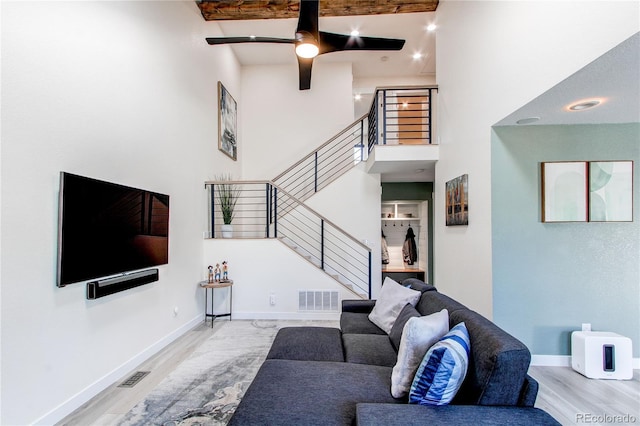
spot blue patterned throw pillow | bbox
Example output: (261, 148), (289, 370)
(408, 322), (470, 406)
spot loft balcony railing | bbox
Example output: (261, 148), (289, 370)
(367, 86), (438, 152)
(205, 180), (372, 298)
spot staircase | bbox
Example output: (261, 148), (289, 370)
(205, 87), (437, 299)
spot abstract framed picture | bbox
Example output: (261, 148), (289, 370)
(541, 161), (588, 222)
(218, 81), (237, 161)
(589, 161), (633, 222)
(445, 174), (468, 226)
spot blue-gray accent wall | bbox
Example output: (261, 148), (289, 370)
(492, 124), (639, 357)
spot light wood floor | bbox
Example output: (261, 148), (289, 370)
(529, 365), (640, 425)
(59, 320), (640, 426)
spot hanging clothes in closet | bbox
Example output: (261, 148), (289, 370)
(381, 230), (390, 264)
(402, 226), (417, 265)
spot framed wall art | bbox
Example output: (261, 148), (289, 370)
(446, 174), (468, 226)
(541, 161), (588, 223)
(541, 160), (633, 223)
(218, 81), (237, 161)
(589, 161), (633, 222)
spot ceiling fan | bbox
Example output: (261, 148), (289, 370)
(205, 0), (406, 90)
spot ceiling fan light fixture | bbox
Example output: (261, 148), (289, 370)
(295, 32), (319, 58)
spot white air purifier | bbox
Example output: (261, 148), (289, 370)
(571, 331), (633, 380)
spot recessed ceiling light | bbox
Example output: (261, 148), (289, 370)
(249, 35), (256, 40)
(354, 93), (362, 101)
(426, 24), (437, 32)
(516, 117), (540, 125)
(568, 100), (601, 111)
(416, 169), (425, 173)
(350, 30), (360, 37)
(412, 52), (423, 60)
(381, 56), (389, 62)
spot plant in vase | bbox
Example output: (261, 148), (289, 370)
(216, 174), (239, 238)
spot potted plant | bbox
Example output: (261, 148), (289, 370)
(216, 174), (239, 238)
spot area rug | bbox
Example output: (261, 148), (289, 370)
(120, 319), (337, 426)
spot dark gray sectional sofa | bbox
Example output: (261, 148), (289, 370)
(229, 279), (559, 425)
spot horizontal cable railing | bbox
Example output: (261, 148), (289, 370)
(205, 180), (372, 298)
(273, 116), (368, 202)
(367, 86), (438, 152)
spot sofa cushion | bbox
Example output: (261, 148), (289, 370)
(266, 327), (344, 362)
(355, 404), (561, 426)
(343, 334), (398, 367)
(389, 304), (421, 351)
(409, 322), (470, 406)
(391, 309), (449, 398)
(228, 360), (402, 426)
(449, 309), (531, 406)
(342, 299), (377, 314)
(369, 277), (421, 334)
(341, 312), (387, 335)
(416, 290), (467, 317)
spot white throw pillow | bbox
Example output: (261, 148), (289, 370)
(368, 277), (421, 334)
(391, 309), (449, 398)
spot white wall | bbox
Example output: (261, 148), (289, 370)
(434, 0), (640, 318)
(203, 239), (357, 319)
(240, 62), (354, 180)
(1, 2), (241, 424)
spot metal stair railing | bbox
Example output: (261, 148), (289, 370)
(272, 115), (368, 203)
(205, 180), (372, 298)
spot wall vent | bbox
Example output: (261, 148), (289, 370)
(298, 290), (339, 312)
(118, 371), (150, 388)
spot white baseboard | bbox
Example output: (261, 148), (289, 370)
(231, 311), (341, 321)
(531, 355), (572, 367)
(32, 315), (202, 426)
(532, 354), (640, 369)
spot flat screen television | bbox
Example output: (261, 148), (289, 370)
(57, 172), (169, 287)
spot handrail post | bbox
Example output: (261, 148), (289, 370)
(428, 88), (433, 144)
(266, 183), (271, 238)
(320, 219), (325, 270)
(314, 151), (318, 193)
(382, 89), (387, 145)
(368, 251), (372, 299)
(359, 119), (364, 162)
(210, 184), (216, 238)
(273, 187), (278, 238)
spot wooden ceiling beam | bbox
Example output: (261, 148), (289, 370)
(197, 1), (438, 21)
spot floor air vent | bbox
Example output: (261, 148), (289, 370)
(299, 290), (339, 312)
(118, 371), (150, 388)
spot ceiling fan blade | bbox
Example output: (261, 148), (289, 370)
(297, 56), (314, 91)
(318, 32), (405, 55)
(296, 0), (319, 38)
(206, 37), (294, 45)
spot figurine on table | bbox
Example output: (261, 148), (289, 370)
(222, 261), (229, 281)
(207, 265), (214, 283)
(214, 263), (221, 282)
